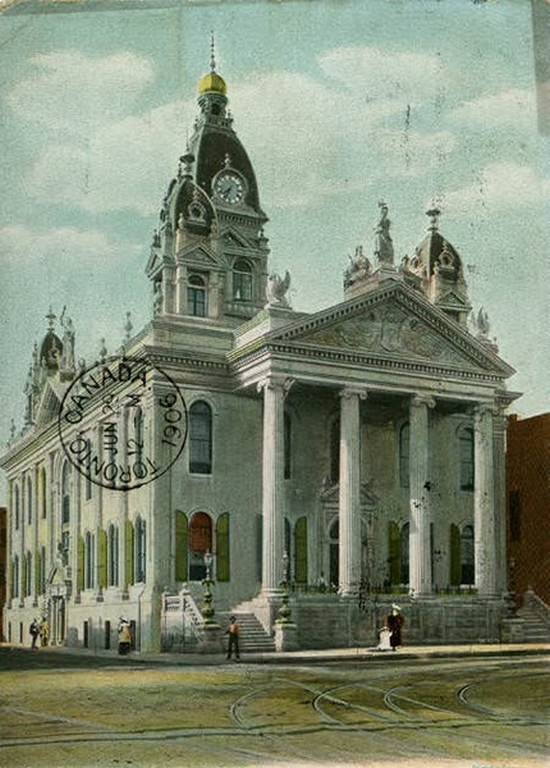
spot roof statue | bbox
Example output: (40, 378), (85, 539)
(59, 306), (76, 374)
(374, 201), (394, 265)
(475, 306), (491, 338)
(266, 270), (291, 308)
(343, 245), (372, 289)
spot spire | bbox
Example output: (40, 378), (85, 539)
(45, 306), (56, 331)
(426, 206), (441, 232)
(210, 30), (216, 73)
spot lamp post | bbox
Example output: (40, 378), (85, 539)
(201, 550), (216, 625)
(277, 550), (292, 624)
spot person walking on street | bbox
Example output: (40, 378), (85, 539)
(387, 604), (404, 651)
(29, 619), (40, 650)
(39, 617), (50, 647)
(225, 615), (240, 661)
(117, 618), (131, 655)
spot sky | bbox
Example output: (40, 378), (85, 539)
(0, 0), (549, 501)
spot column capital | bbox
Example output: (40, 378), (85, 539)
(256, 375), (294, 397)
(473, 402), (495, 421)
(339, 386), (368, 401)
(410, 393), (436, 410)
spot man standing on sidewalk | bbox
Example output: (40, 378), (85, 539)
(29, 618), (40, 650)
(225, 616), (240, 661)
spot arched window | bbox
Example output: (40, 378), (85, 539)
(135, 517), (147, 583)
(329, 416), (340, 484)
(400, 523), (409, 584)
(107, 524), (119, 587)
(62, 462), (71, 525)
(27, 477), (32, 525)
(189, 512), (212, 581)
(189, 401), (212, 474)
(459, 427), (474, 491)
(233, 259), (253, 301)
(399, 423), (410, 488)
(40, 468), (47, 518)
(25, 551), (32, 597)
(14, 484), (20, 530)
(13, 555), (19, 598)
(85, 532), (95, 589)
(284, 411), (292, 480)
(461, 525), (475, 584)
(187, 274), (207, 317)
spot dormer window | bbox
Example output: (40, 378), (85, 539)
(187, 274), (207, 317)
(233, 259), (252, 301)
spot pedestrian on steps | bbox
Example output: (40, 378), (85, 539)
(225, 615), (240, 661)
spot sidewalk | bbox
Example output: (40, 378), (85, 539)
(4, 641), (549, 666)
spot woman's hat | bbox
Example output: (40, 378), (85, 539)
(391, 603), (401, 612)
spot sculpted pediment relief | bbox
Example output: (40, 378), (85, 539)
(286, 299), (485, 369)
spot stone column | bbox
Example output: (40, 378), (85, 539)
(409, 394), (435, 598)
(20, 475), (25, 607)
(95, 424), (104, 601)
(474, 404), (497, 596)
(162, 266), (175, 314)
(259, 377), (286, 596)
(493, 408), (507, 595)
(338, 387), (366, 597)
(119, 406), (130, 598)
(32, 464), (39, 606)
(175, 261), (187, 315)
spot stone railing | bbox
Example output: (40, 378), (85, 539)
(161, 588), (205, 651)
(524, 588), (550, 625)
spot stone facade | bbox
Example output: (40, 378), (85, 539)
(1, 52), (519, 652)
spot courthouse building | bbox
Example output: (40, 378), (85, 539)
(1, 54), (520, 651)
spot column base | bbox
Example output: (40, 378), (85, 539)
(274, 622), (298, 652)
(198, 623), (224, 655)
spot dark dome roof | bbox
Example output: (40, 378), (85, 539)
(39, 331), (63, 371)
(170, 176), (216, 235)
(411, 230), (462, 279)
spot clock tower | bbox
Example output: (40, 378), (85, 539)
(146, 39), (270, 323)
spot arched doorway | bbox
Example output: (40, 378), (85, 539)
(189, 512), (212, 581)
(329, 519), (339, 589)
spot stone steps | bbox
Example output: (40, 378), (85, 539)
(219, 611), (275, 652)
(515, 606), (550, 643)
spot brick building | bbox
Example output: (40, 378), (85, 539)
(507, 413), (550, 605)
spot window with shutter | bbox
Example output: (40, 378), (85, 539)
(175, 511), (188, 582)
(216, 513), (230, 582)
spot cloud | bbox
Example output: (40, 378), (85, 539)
(5, 50), (154, 141)
(0, 224), (141, 266)
(318, 46), (442, 106)
(442, 162), (550, 214)
(447, 88), (536, 130)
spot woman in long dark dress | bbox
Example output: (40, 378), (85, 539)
(387, 604), (404, 650)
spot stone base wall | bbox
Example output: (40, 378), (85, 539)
(293, 595), (507, 648)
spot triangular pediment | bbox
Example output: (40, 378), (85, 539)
(221, 227), (250, 248)
(268, 282), (513, 376)
(180, 244), (219, 268)
(437, 291), (469, 308)
(35, 379), (66, 427)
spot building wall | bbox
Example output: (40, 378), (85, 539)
(506, 413), (550, 605)
(0, 507), (6, 640)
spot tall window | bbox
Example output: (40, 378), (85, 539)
(108, 524), (119, 587)
(399, 423), (410, 488)
(40, 468), (47, 518)
(25, 551), (32, 597)
(135, 517), (147, 583)
(461, 525), (475, 584)
(13, 556), (19, 598)
(62, 462), (71, 525)
(85, 532), (95, 589)
(329, 416), (340, 484)
(233, 259), (253, 301)
(189, 401), (212, 474)
(459, 427), (474, 491)
(189, 512), (212, 581)
(85, 440), (92, 501)
(284, 411), (292, 480)
(187, 274), (207, 317)
(14, 485), (20, 530)
(27, 477), (32, 524)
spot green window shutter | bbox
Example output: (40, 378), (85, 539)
(35, 548), (41, 595)
(216, 513), (230, 582)
(294, 517), (308, 584)
(126, 520), (135, 586)
(388, 521), (400, 585)
(98, 529), (108, 589)
(77, 536), (85, 592)
(450, 524), (461, 586)
(175, 511), (188, 582)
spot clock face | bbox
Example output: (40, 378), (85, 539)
(214, 172), (244, 204)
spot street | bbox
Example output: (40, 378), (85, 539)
(0, 648), (548, 767)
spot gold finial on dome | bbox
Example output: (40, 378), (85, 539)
(198, 31), (227, 96)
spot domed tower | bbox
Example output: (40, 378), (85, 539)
(146, 36), (269, 323)
(407, 208), (471, 327)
